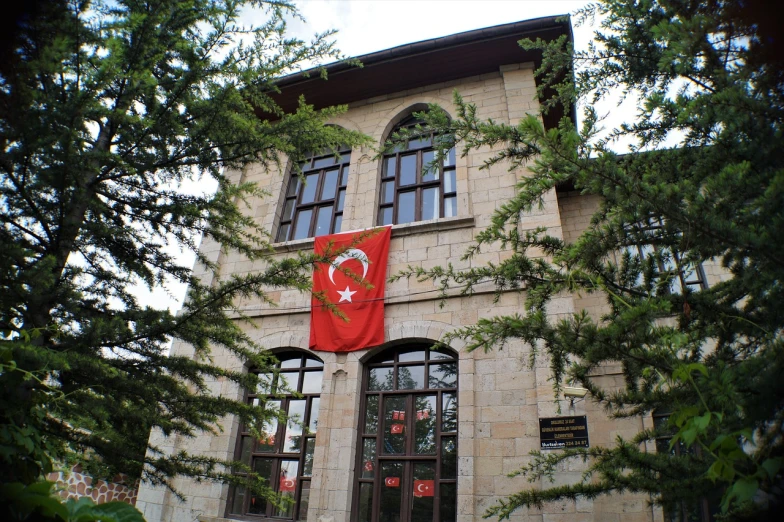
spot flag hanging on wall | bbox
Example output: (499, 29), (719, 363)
(309, 226), (391, 352)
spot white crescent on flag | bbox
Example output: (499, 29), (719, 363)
(282, 478), (295, 489)
(328, 248), (369, 284)
(416, 483), (428, 494)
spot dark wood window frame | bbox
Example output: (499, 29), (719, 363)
(352, 344), (458, 522)
(276, 147), (351, 243)
(378, 116), (457, 226)
(227, 353), (324, 521)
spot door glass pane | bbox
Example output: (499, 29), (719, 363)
(422, 150), (439, 181)
(303, 438), (315, 476)
(369, 367), (394, 391)
(256, 400), (279, 453)
(299, 481), (311, 521)
(300, 173), (319, 203)
(442, 392), (457, 432)
(382, 181), (395, 203)
(444, 196), (457, 218)
(365, 395), (379, 434)
(380, 461), (403, 522)
(397, 191), (415, 224)
(302, 370), (323, 394)
(429, 363), (457, 389)
(414, 395), (437, 454)
(308, 398), (320, 433)
(320, 168), (339, 199)
(399, 154), (416, 186)
(383, 156), (396, 178)
(358, 482), (374, 522)
(277, 372), (300, 393)
(292, 209), (312, 240)
(249, 458), (273, 514)
(397, 365), (425, 390)
(361, 438), (376, 478)
(441, 436), (457, 479)
(440, 483), (457, 522)
(411, 462), (436, 522)
(383, 396), (407, 454)
(274, 460), (299, 518)
(379, 206), (393, 226)
(422, 187), (440, 221)
(444, 169), (456, 193)
(285, 400), (306, 453)
(315, 206), (333, 237)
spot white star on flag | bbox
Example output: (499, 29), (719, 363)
(337, 286), (357, 303)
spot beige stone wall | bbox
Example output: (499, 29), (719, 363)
(136, 64), (656, 522)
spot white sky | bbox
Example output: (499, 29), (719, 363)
(136, 0), (606, 311)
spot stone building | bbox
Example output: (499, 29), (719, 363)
(135, 15), (725, 522)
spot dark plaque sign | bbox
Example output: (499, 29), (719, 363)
(539, 415), (589, 449)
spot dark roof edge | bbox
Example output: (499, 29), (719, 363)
(275, 14), (571, 88)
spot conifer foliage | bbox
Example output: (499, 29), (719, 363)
(0, 0), (366, 513)
(398, 1), (783, 519)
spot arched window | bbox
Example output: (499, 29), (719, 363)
(378, 115), (456, 226)
(276, 146), (352, 242)
(353, 345), (458, 522)
(228, 353), (324, 520)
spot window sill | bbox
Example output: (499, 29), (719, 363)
(271, 216), (475, 253)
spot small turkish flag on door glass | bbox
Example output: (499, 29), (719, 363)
(310, 227), (391, 352)
(385, 477), (400, 487)
(413, 480), (435, 497)
(390, 423), (405, 434)
(279, 477), (296, 492)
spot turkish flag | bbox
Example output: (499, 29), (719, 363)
(310, 227), (391, 352)
(385, 477), (400, 487)
(279, 476), (296, 492)
(413, 480), (434, 497)
(390, 423), (405, 434)
(364, 460), (374, 472)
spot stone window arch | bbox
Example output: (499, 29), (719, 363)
(353, 343), (458, 522)
(228, 351), (324, 520)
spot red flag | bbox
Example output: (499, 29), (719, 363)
(279, 476), (296, 492)
(364, 460), (374, 472)
(392, 410), (405, 421)
(385, 477), (400, 487)
(390, 423), (405, 434)
(310, 227), (391, 352)
(413, 480), (434, 497)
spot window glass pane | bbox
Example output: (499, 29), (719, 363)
(399, 350), (426, 362)
(283, 199), (296, 220)
(422, 150), (439, 182)
(303, 438), (315, 476)
(440, 483), (457, 522)
(334, 214), (342, 233)
(341, 166), (350, 186)
(287, 177), (301, 197)
(274, 460), (299, 518)
(382, 181), (395, 204)
(397, 191), (416, 224)
(276, 223), (290, 243)
(249, 458), (273, 514)
(441, 436), (457, 479)
(414, 395), (437, 454)
(292, 209), (312, 240)
(315, 206), (333, 237)
(422, 187), (440, 221)
(411, 462), (436, 522)
(429, 350), (453, 360)
(308, 398), (320, 433)
(299, 481), (311, 521)
(397, 365), (425, 390)
(285, 400), (306, 453)
(383, 156), (396, 179)
(305, 357), (323, 368)
(340, 152), (351, 165)
(444, 147), (456, 167)
(358, 482), (374, 522)
(408, 135), (432, 149)
(313, 155), (336, 169)
(300, 173), (319, 204)
(379, 206), (393, 226)
(230, 485), (246, 514)
(369, 367), (394, 391)
(364, 395), (379, 434)
(444, 196), (457, 218)
(302, 370), (323, 394)
(442, 392), (457, 432)
(383, 396), (407, 454)
(320, 168), (340, 200)
(444, 169), (456, 193)
(277, 372), (300, 393)
(337, 189), (346, 211)
(429, 363), (457, 389)
(256, 400), (279, 453)
(399, 154), (416, 186)
(361, 438), (376, 478)
(380, 461), (403, 521)
(279, 357), (301, 369)
(239, 436), (253, 464)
